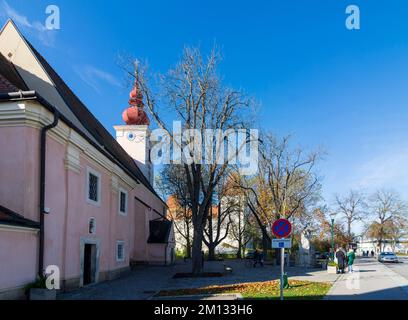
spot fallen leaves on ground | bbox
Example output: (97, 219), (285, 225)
(156, 279), (332, 299)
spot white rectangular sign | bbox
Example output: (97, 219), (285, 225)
(272, 238), (292, 249)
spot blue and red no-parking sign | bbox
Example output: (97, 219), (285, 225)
(272, 219), (292, 238)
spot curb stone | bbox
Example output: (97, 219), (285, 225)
(148, 293), (243, 300)
(323, 273), (342, 300)
(382, 263), (408, 297)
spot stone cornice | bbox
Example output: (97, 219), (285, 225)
(0, 224), (40, 234)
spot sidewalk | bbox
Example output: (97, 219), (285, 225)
(60, 259), (338, 300)
(325, 258), (408, 300)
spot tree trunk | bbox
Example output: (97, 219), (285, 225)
(208, 245), (216, 261)
(236, 241), (242, 259)
(186, 240), (192, 258)
(192, 226), (204, 274)
(191, 231), (203, 275)
(262, 231), (269, 261)
(186, 220), (191, 258)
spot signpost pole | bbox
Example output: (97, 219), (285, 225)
(280, 246), (284, 300)
(271, 218), (292, 302)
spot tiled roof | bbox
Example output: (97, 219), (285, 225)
(0, 28), (163, 203)
(23, 40), (160, 199)
(0, 52), (28, 93)
(0, 73), (17, 93)
(0, 205), (40, 229)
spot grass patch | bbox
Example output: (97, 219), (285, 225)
(156, 279), (332, 300)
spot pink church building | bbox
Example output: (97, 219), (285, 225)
(0, 20), (175, 299)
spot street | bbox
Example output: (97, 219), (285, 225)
(326, 257), (408, 300)
(383, 256), (408, 280)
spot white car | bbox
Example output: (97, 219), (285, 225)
(378, 252), (399, 263)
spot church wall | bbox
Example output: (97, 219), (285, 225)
(0, 227), (38, 299)
(0, 100), (172, 296)
(0, 124), (40, 222)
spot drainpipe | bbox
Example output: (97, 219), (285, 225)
(38, 110), (60, 276)
(164, 243), (168, 266)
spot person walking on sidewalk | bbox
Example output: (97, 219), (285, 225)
(335, 247), (346, 274)
(347, 248), (356, 273)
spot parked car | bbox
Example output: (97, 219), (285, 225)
(378, 252), (399, 263)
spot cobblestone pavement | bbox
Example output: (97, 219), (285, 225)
(59, 259), (339, 300)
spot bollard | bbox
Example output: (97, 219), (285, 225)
(283, 273), (289, 289)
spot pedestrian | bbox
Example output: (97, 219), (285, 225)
(335, 247), (346, 274)
(371, 250), (374, 257)
(340, 246), (347, 258)
(347, 248), (356, 273)
(253, 249), (259, 267)
(259, 251), (264, 267)
(253, 249), (264, 267)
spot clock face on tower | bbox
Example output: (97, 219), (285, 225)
(127, 132), (144, 142)
(127, 132), (135, 141)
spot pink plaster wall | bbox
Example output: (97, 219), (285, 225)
(0, 117), (173, 293)
(0, 126), (40, 222)
(0, 229), (38, 290)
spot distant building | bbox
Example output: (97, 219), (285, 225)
(167, 180), (252, 257)
(0, 20), (174, 299)
(356, 236), (408, 255)
(166, 195), (193, 255)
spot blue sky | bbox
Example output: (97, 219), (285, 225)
(2, 0), (408, 224)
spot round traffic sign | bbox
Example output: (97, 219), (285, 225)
(272, 219), (292, 238)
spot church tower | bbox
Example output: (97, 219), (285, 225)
(114, 79), (154, 185)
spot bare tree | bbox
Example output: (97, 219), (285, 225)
(203, 202), (231, 260)
(232, 133), (322, 257)
(228, 197), (252, 259)
(386, 216), (408, 252)
(127, 46), (254, 273)
(156, 165), (193, 257)
(368, 189), (407, 251)
(204, 176), (247, 260)
(333, 190), (366, 242)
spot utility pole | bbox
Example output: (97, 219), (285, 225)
(331, 218), (335, 260)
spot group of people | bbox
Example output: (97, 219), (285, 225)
(362, 250), (375, 257)
(335, 247), (356, 273)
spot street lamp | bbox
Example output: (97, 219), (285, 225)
(329, 212), (336, 260)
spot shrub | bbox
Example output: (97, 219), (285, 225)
(24, 275), (47, 294)
(175, 248), (188, 259)
(327, 261), (338, 267)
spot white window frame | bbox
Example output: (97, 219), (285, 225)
(118, 188), (128, 216)
(86, 167), (101, 206)
(116, 241), (125, 262)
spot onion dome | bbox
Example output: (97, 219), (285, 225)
(122, 82), (150, 125)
